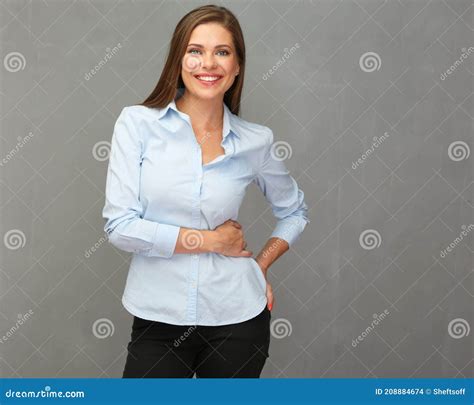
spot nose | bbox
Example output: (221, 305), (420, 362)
(202, 53), (217, 69)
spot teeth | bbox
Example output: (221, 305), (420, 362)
(196, 76), (220, 81)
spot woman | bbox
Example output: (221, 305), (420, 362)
(102, 4), (310, 378)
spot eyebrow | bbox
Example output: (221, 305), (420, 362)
(187, 43), (232, 49)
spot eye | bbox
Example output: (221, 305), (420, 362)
(216, 50), (230, 56)
(188, 48), (202, 54)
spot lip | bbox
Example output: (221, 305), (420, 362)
(194, 74), (224, 87)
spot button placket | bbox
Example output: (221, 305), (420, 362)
(186, 140), (202, 324)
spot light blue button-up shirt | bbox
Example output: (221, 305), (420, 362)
(102, 91), (310, 326)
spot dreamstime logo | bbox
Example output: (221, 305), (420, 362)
(4, 229), (26, 250)
(173, 325), (197, 348)
(359, 229), (381, 250)
(440, 47), (474, 80)
(181, 230), (204, 250)
(198, 131), (212, 146)
(352, 132), (390, 170)
(270, 318), (292, 339)
(262, 43), (300, 81)
(262, 238), (287, 258)
(92, 141), (111, 162)
(4, 386), (85, 399)
(84, 43), (122, 81)
(352, 310), (390, 348)
(0, 132), (36, 167)
(359, 52), (381, 72)
(448, 318), (470, 339)
(261, 221), (302, 258)
(182, 53), (202, 73)
(84, 233), (108, 258)
(270, 141), (292, 161)
(4, 51), (26, 72)
(92, 318), (115, 339)
(440, 224), (474, 258)
(448, 141), (470, 161)
(0, 310), (34, 344)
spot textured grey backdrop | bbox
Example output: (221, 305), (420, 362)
(0, 0), (472, 378)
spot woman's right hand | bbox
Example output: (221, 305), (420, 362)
(211, 219), (253, 257)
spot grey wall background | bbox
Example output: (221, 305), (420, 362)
(0, 0), (472, 378)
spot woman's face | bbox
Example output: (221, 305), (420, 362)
(181, 23), (240, 101)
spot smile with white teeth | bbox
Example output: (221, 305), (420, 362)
(195, 75), (222, 82)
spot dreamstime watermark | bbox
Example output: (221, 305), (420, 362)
(84, 233), (109, 258)
(84, 43), (122, 81)
(440, 224), (474, 258)
(359, 51), (381, 72)
(181, 229), (204, 250)
(262, 237), (288, 259)
(440, 47), (474, 80)
(352, 309), (390, 348)
(172, 303), (234, 348)
(92, 141), (111, 162)
(3, 229), (26, 250)
(173, 325), (197, 348)
(261, 222), (300, 258)
(0, 310), (34, 344)
(5, 386), (85, 399)
(270, 318), (292, 339)
(198, 131), (212, 146)
(4, 51), (26, 72)
(447, 318), (470, 339)
(448, 141), (470, 161)
(270, 140), (293, 161)
(0, 132), (35, 167)
(262, 43), (300, 81)
(92, 318), (115, 339)
(182, 53), (202, 73)
(352, 132), (390, 170)
(359, 229), (382, 250)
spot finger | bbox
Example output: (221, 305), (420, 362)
(239, 250), (253, 257)
(267, 287), (274, 311)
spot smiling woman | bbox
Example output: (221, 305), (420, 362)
(182, 28), (239, 91)
(102, 4), (309, 379)
(141, 5), (245, 114)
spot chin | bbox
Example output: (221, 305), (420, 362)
(189, 87), (226, 100)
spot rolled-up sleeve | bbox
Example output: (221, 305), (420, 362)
(102, 107), (180, 258)
(253, 128), (310, 247)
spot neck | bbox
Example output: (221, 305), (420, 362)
(176, 90), (224, 130)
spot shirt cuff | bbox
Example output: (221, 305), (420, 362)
(149, 223), (181, 258)
(270, 217), (309, 247)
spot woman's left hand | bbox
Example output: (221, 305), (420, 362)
(256, 258), (274, 311)
(265, 280), (274, 311)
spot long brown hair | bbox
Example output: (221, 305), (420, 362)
(140, 4), (245, 115)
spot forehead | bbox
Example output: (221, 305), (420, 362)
(188, 23), (233, 46)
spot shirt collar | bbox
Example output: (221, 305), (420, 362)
(155, 93), (240, 140)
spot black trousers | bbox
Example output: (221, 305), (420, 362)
(122, 307), (271, 378)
